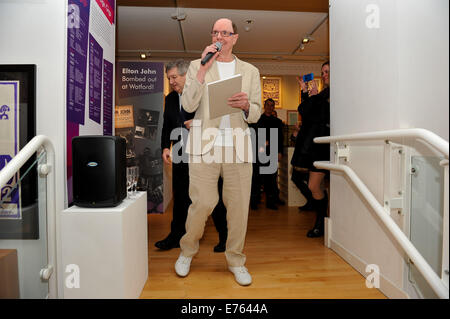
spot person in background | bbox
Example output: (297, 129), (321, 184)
(255, 98), (284, 210)
(249, 121), (261, 210)
(156, 59), (228, 252)
(270, 108), (285, 207)
(291, 61), (330, 237)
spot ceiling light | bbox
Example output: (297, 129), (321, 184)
(140, 52), (148, 59)
(302, 35), (315, 44)
(171, 13), (186, 21)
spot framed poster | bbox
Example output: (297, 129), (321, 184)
(0, 65), (38, 239)
(115, 105), (134, 129)
(262, 76), (282, 108)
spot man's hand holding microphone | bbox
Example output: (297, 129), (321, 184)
(196, 42), (222, 83)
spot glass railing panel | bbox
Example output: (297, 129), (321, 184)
(0, 150), (49, 298)
(409, 155), (445, 298)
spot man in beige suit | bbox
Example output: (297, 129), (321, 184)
(174, 18), (261, 286)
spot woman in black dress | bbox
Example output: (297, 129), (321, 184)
(291, 61), (330, 237)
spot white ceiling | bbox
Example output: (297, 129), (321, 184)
(116, 6), (329, 64)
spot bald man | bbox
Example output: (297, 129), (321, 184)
(174, 18), (261, 286)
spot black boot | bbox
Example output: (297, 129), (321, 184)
(214, 241), (226, 253)
(298, 184), (314, 211)
(298, 200), (314, 211)
(154, 234), (180, 250)
(292, 170), (314, 211)
(250, 199), (259, 210)
(307, 195), (328, 238)
(266, 201), (278, 210)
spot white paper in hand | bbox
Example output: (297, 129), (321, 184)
(207, 74), (242, 120)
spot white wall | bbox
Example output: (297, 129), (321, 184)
(396, 1), (449, 140)
(331, 0), (448, 138)
(329, 0), (448, 298)
(0, 0), (66, 298)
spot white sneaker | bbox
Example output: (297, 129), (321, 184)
(175, 254), (192, 277)
(228, 266), (252, 286)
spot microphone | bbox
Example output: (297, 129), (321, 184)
(201, 42), (222, 65)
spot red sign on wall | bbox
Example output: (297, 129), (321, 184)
(96, 0), (114, 24)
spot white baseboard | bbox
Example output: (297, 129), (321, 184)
(324, 217), (331, 248)
(329, 238), (409, 299)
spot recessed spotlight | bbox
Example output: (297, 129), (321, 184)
(302, 35), (314, 44)
(140, 53), (148, 59)
(244, 19), (254, 32)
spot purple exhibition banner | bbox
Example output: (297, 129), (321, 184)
(67, 0), (90, 125)
(103, 59), (113, 135)
(66, 121), (79, 205)
(66, 0), (115, 205)
(88, 33), (103, 124)
(117, 62), (164, 99)
(116, 62), (164, 213)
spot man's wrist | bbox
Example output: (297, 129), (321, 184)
(243, 103), (250, 117)
(196, 69), (206, 84)
(244, 102), (250, 112)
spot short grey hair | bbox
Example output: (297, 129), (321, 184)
(165, 59), (190, 75)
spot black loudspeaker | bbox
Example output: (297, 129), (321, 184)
(72, 135), (127, 208)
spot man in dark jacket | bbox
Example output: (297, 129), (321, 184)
(156, 60), (227, 251)
(255, 98), (285, 210)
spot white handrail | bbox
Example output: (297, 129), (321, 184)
(0, 135), (57, 298)
(314, 128), (449, 159)
(312, 127), (449, 298)
(313, 161), (449, 299)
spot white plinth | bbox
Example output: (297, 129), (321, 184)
(61, 192), (148, 299)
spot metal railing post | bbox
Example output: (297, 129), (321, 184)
(0, 135), (57, 298)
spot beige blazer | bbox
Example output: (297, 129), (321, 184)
(181, 56), (261, 163)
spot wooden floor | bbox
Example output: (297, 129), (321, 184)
(140, 200), (386, 299)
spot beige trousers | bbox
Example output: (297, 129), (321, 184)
(179, 147), (252, 267)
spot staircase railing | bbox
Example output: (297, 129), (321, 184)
(314, 128), (449, 299)
(0, 135), (57, 298)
